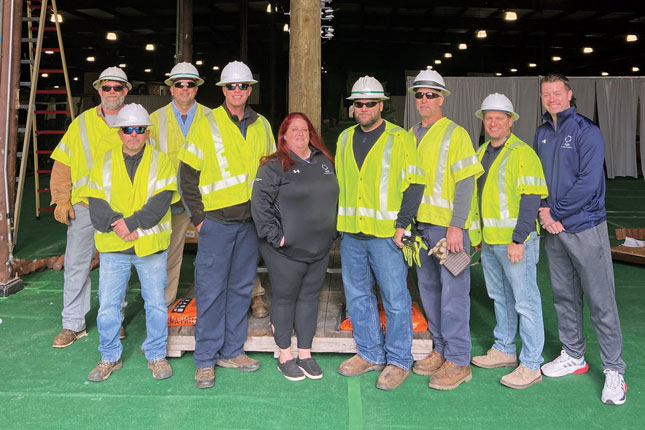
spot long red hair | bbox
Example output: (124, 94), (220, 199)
(260, 112), (334, 171)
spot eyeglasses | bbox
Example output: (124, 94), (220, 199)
(225, 83), (250, 90)
(120, 126), (147, 134)
(414, 91), (442, 100)
(353, 101), (379, 108)
(174, 81), (197, 89)
(101, 84), (125, 93)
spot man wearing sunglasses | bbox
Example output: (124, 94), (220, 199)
(50, 66), (131, 348)
(81, 103), (178, 382)
(335, 76), (425, 390)
(408, 70), (483, 391)
(149, 62), (210, 307)
(178, 61), (275, 389)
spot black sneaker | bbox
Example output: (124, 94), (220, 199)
(277, 359), (305, 381)
(296, 357), (323, 379)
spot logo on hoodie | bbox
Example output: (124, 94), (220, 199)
(561, 135), (573, 149)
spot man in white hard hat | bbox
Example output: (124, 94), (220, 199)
(178, 60), (275, 389)
(533, 73), (626, 406)
(50, 66), (131, 348)
(408, 69), (483, 390)
(80, 103), (178, 382)
(335, 76), (425, 390)
(469, 93), (548, 390)
(149, 62), (210, 307)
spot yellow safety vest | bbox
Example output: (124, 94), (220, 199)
(51, 106), (121, 205)
(177, 106), (275, 211)
(336, 121), (425, 237)
(149, 102), (210, 168)
(82, 143), (179, 257)
(476, 133), (548, 245)
(412, 117), (484, 237)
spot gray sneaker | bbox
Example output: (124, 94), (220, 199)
(277, 359), (305, 381)
(296, 357), (323, 379)
(88, 360), (122, 382)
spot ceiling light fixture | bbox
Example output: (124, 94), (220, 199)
(601, 72), (609, 76)
(266, 3), (272, 13)
(458, 43), (467, 50)
(106, 32), (117, 41)
(41, 73), (49, 78)
(510, 68), (518, 72)
(144, 68), (151, 73)
(50, 13), (62, 23)
(86, 56), (95, 62)
(528, 63), (537, 68)
(426, 65), (433, 70)
(626, 34), (638, 42)
(119, 63), (126, 68)
(583, 47), (593, 54)
(195, 60), (203, 65)
(44, 50), (54, 55)
(495, 72), (502, 76)
(213, 66), (220, 71)
(434, 59), (442, 65)
(283, 23), (290, 32)
(145, 44), (155, 51)
(633, 67), (640, 72)
(552, 56), (562, 62)
(444, 52), (452, 58)
(476, 30), (487, 38)
(504, 11), (517, 21)
(73, 77), (79, 81)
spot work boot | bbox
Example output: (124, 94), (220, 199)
(88, 359), (122, 382)
(471, 348), (518, 369)
(52, 328), (87, 348)
(119, 325), (126, 340)
(217, 353), (261, 372)
(338, 354), (385, 377)
(413, 350), (445, 376)
(428, 361), (472, 390)
(195, 366), (215, 389)
(251, 295), (269, 318)
(376, 365), (410, 390)
(500, 364), (542, 389)
(148, 358), (173, 380)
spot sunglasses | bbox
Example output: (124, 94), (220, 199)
(121, 126), (147, 134)
(353, 101), (379, 108)
(174, 81), (197, 89)
(101, 84), (125, 93)
(414, 91), (442, 100)
(225, 83), (250, 90)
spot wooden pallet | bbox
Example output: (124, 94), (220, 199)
(167, 242), (433, 359)
(611, 228), (645, 265)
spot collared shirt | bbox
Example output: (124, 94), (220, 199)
(222, 103), (259, 138)
(171, 101), (197, 138)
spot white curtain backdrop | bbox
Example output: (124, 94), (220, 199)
(596, 79), (639, 178)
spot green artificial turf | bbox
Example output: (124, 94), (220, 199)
(1, 174), (644, 429)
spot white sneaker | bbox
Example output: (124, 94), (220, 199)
(541, 349), (589, 377)
(601, 370), (627, 405)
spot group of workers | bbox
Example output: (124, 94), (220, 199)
(47, 60), (626, 406)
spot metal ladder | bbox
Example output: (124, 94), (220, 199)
(15, 0), (74, 244)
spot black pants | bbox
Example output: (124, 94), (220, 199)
(260, 241), (330, 349)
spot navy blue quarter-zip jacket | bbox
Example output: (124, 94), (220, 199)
(532, 106), (606, 233)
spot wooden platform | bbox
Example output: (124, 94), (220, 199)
(611, 228), (645, 265)
(167, 241), (433, 360)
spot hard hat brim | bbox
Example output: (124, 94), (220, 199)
(93, 78), (132, 91)
(216, 79), (258, 86)
(408, 85), (451, 97)
(475, 109), (520, 121)
(164, 76), (205, 87)
(346, 93), (389, 101)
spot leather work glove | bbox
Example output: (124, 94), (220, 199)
(54, 201), (75, 226)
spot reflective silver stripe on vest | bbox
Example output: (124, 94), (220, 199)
(483, 217), (517, 228)
(57, 142), (71, 157)
(72, 175), (90, 190)
(469, 220), (481, 230)
(199, 174), (248, 195)
(422, 122), (457, 209)
(158, 106), (168, 154)
(146, 149), (160, 200)
(261, 116), (274, 153)
(338, 206), (356, 216)
(136, 221), (171, 237)
(101, 155), (113, 202)
(521, 176), (547, 187)
(358, 206), (398, 221)
(72, 113), (94, 191)
(379, 134), (395, 215)
(207, 114), (232, 179)
(483, 142), (517, 229)
(451, 154), (478, 174)
(183, 141), (204, 159)
(408, 165), (425, 177)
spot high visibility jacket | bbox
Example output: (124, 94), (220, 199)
(336, 121), (425, 237)
(82, 143), (179, 257)
(476, 133), (548, 245)
(177, 106), (275, 211)
(412, 117), (484, 236)
(51, 107), (121, 205)
(149, 102), (210, 168)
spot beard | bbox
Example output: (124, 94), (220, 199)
(101, 93), (126, 110)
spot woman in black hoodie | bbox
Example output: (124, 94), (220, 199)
(251, 112), (339, 381)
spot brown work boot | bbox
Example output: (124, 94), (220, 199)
(195, 366), (215, 389)
(251, 295), (269, 318)
(428, 361), (472, 390)
(471, 348), (518, 369)
(88, 359), (122, 382)
(338, 354), (385, 377)
(217, 353), (260, 372)
(413, 350), (445, 376)
(376, 365), (410, 390)
(52, 328), (87, 348)
(119, 325), (126, 340)
(148, 358), (173, 380)
(500, 364), (542, 389)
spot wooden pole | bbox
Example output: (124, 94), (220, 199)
(240, 0), (248, 62)
(176, 0), (193, 63)
(288, 0), (321, 133)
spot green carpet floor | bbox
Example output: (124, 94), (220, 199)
(1, 172), (644, 429)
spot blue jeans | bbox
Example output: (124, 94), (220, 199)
(340, 235), (413, 370)
(97, 251), (168, 362)
(481, 232), (544, 370)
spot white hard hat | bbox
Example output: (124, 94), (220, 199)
(408, 70), (450, 96)
(112, 104), (153, 128)
(216, 61), (257, 86)
(93, 66), (132, 90)
(475, 93), (519, 121)
(346, 76), (389, 100)
(164, 62), (204, 86)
